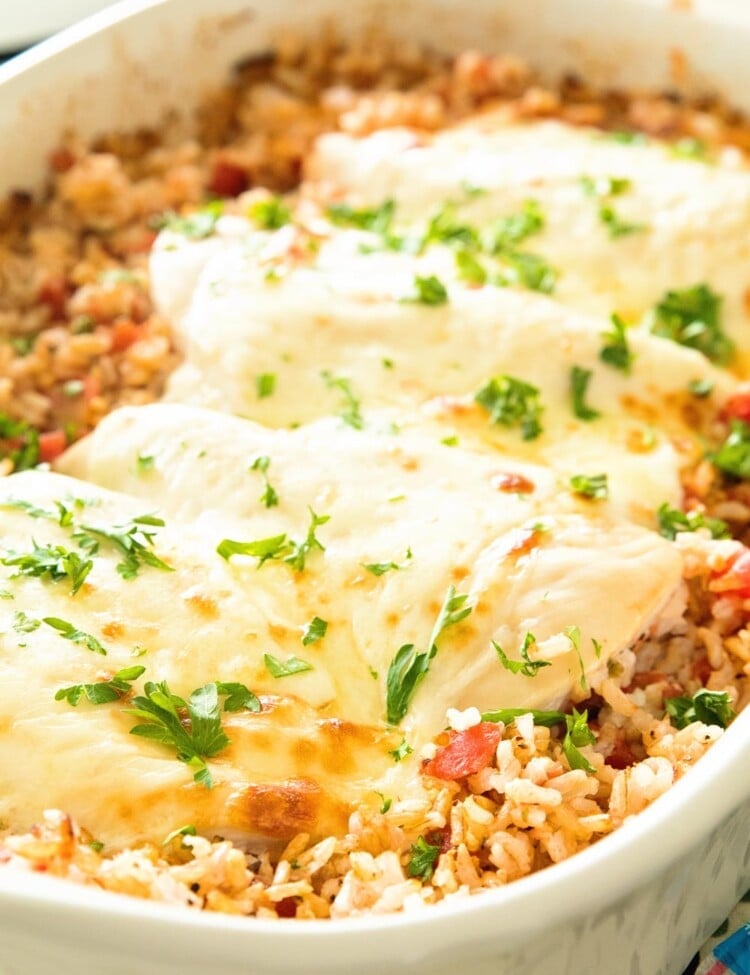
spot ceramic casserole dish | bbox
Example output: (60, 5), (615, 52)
(0, 1), (748, 973)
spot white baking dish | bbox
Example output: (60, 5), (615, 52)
(0, 2), (749, 973)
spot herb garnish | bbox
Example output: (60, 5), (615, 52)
(162, 824), (197, 846)
(665, 689), (735, 729)
(580, 175), (643, 238)
(600, 313), (634, 373)
(74, 514), (173, 580)
(656, 502), (729, 540)
(484, 200), (545, 253)
(1, 542), (92, 595)
(247, 195), (291, 230)
(649, 284), (733, 365)
(256, 373), (277, 399)
(407, 835), (441, 881)
(249, 455), (279, 508)
(13, 610), (40, 633)
(0, 413), (40, 471)
(688, 378), (714, 398)
(302, 616), (328, 645)
(43, 616), (108, 655)
(55, 665), (146, 707)
(495, 250), (557, 293)
(263, 654), (314, 678)
(570, 366), (600, 421)
(474, 375), (543, 440)
(153, 200), (223, 239)
(454, 249), (487, 286)
(218, 509), (331, 572)
(127, 680), (258, 788)
(570, 473), (609, 500)
(493, 632), (551, 677)
(388, 738), (413, 762)
(405, 274), (449, 306)
(386, 585), (472, 724)
(562, 708), (597, 773)
(710, 420), (750, 479)
(362, 548), (413, 576)
(136, 452), (155, 474)
(321, 371), (364, 429)
(564, 625), (588, 691)
(326, 199), (396, 234)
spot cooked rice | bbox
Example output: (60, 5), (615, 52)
(1, 30), (749, 919)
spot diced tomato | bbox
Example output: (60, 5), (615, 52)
(38, 430), (67, 463)
(424, 722), (501, 780)
(605, 738), (637, 770)
(38, 275), (69, 319)
(709, 548), (750, 598)
(82, 374), (101, 403)
(48, 147), (75, 173)
(723, 385), (750, 424)
(109, 319), (141, 353)
(208, 159), (248, 197)
(275, 897), (297, 918)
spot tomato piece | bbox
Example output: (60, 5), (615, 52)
(275, 897), (297, 918)
(424, 722), (501, 780)
(208, 159), (248, 197)
(723, 386), (750, 424)
(38, 275), (69, 319)
(606, 738), (637, 770)
(109, 320), (141, 353)
(710, 548), (750, 597)
(48, 147), (75, 173)
(38, 430), (67, 463)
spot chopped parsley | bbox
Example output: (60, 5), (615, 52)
(562, 708), (597, 773)
(423, 204), (480, 250)
(484, 199), (545, 253)
(13, 610), (40, 633)
(670, 137), (709, 162)
(249, 455), (279, 508)
(405, 274), (449, 306)
(564, 625), (588, 691)
(302, 616), (328, 645)
(454, 249), (487, 286)
(688, 378), (714, 398)
(362, 548), (413, 576)
(376, 792), (392, 814)
(1, 542), (92, 595)
(570, 366), (600, 421)
(136, 452), (155, 474)
(710, 420), (750, 479)
(256, 373), (277, 399)
(216, 533), (290, 564)
(600, 313), (634, 373)
(493, 632), (551, 677)
(153, 200), (223, 239)
(388, 738), (413, 762)
(55, 665), (146, 707)
(570, 473), (609, 500)
(162, 824), (197, 846)
(43, 616), (108, 655)
(247, 195), (291, 230)
(214, 680), (261, 712)
(0, 413), (40, 471)
(656, 502), (729, 540)
(496, 250), (557, 294)
(263, 653), (314, 678)
(580, 175), (632, 198)
(326, 199), (395, 234)
(1, 497), (74, 524)
(598, 205), (643, 239)
(407, 835), (441, 881)
(480, 707), (566, 726)
(665, 688), (735, 730)
(74, 514), (173, 580)
(386, 585), (472, 724)
(321, 371), (364, 429)
(126, 680), (257, 788)
(649, 284), (733, 365)
(474, 375), (543, 440)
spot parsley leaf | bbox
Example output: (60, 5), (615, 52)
(326, 199), (395, 234)
(475, 375), (543, 440)
(454, 249), (487, 286)
(670, 137), (709, 162)
(55, 665), (145, 707)
(570, 473), (609, 500)
(126, 681), (232, 788)
(496, 250), (557, 294)
(407, 835), (441, 881)
(153, 200), (223, 239)
(13, 610), (40, 633)
(216, 533), (290, 565)
(484, 199), (545, 252)
(493, 632), (551, 677)
(388, 738), (413, 762)
(562, 708), (597, 773)
(564, 625), (588, 691)
(423, 204), (480, 250)
(74, 514), (172, 580)
(302, 616), (328, 645)
(600, 313), (634, 373)
(256, 373), (276, 399)
(362, 548), (413, 576)
(480, 707), (566, 726)
(214, 680), (260, 713)
(580, 175), (632, 197)
(1, 542), (92, 595)
(665, 688), (735, 729)
(43, 616), (108, 655)
(688, 378), (714, 398)
(656, 502), (729, 540)
(249, 455), (279, 508)
(247, 195), (291, 230)
(405, 274), (449, 306)
(649, 284), (733, 365)
(136, 452), (155, 474)
(321, 371), (364, 429)
(162, 824), (197, 846)
(386, 585), (472, 724)
(570, 366), (600, 421)
(710, 420), (750, 479)
(0, 413), (40, 472)
(263, 653), (314, 678)
(283, 508), (330, 572)
(598, 205), (643, 238)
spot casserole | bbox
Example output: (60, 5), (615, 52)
(0, 1), (749, 973)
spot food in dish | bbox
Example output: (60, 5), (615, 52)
(0, 35), (748, 921)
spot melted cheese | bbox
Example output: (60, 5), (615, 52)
(307, 118), (750, 369)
